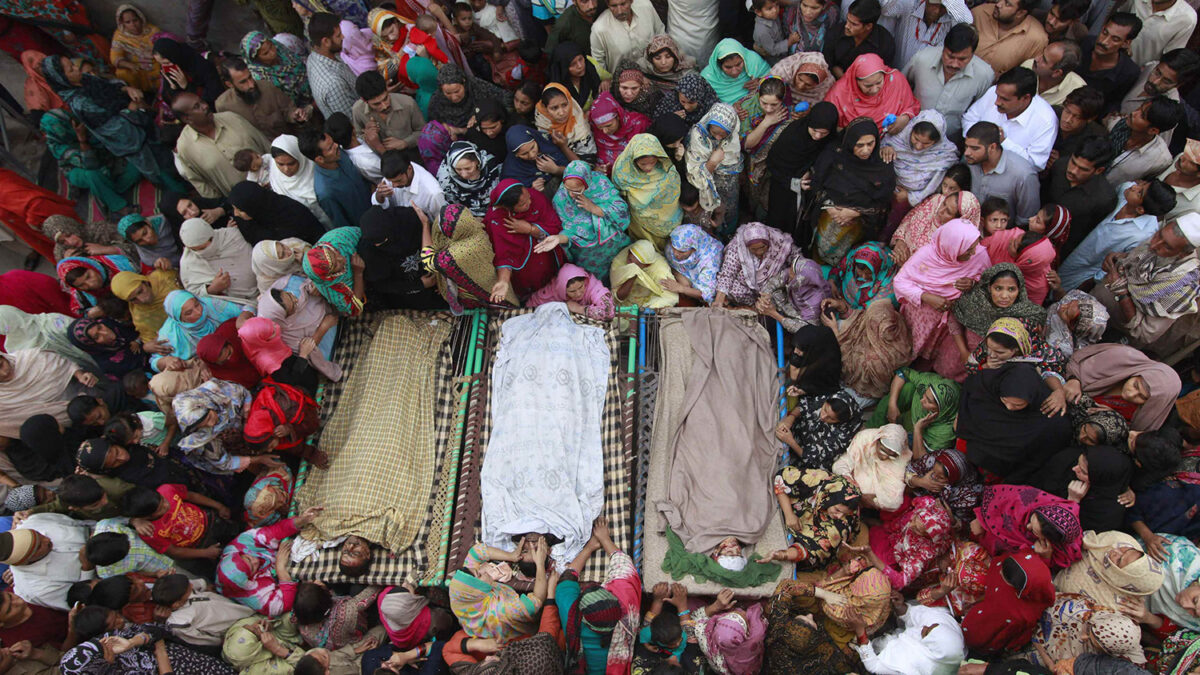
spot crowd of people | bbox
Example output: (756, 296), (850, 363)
(1, 0), (1200, 671)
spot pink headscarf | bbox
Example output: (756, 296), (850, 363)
(588, 92), (651, 167)
(339, 21), (379, 76)
(237, 317), (294, 376)
(893, 218), (991, 305)
(823, 53), (920, 128)
(525, 263), (610, 308)
(704, 604), (767, 674)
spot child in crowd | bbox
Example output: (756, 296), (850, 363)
(152, 573), (256, 648)
(635, 582), (705, 672)
(233, 149), (270, 187)
(121, 484), (241, 576)
(469, 0), (518, 44)
(680, 182), (717, 236)
(752, 0), (798, 63)
(981, 197), (1011, 236)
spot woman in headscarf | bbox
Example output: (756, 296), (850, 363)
(153, 290), (246, 372)
(612, 68), (659, 117)
(152, 37), (222, 108)
(784, 0), (839, 53)
(546, 42), (601, 110)
(428, 63), (508, 129)
(651, 72), (719, 128)
(865, 496), (955, 593)
(734, 77), (791, 214)
(777, 390), (863, 471)
(713, 222), (796, 308)
(685, 103), (742, 237)
(758, 253), (830, 332)
(116, 214), (180, 269)
(13, 413), (82, 482)
(1065, 343), (1182, 431)
(217, 511), (317, 616)
(227, 181), (324, 247)
(823, 53), (920, 131)
(61, 617), (235, 675)
(830, 242), (897, 310)
(242, 466), (293, 528)
(245, 379), (323, 464)
(179, 218), (258, 304)
(890, 190), (982, 265)
(357, 205), (446, 310)
(195, 319), (262, 389)
(266, 134), (331, 229)
(589, 92), (651, 170)
(447, 551), (544, 644)
(1037, 445), (1134, 532)
(425, 203), (517, 312)
(249, 238), (309, 295)
(765, 467), (862, 571)
(303, 227), (365, 317)
(540, 160), (631, 281)
(240, 30), (311, 103)
(1020, 594), (1147, 668)
(637, 35), (698, 98)
(41, 215), (136, 264)
(970, 484), (1083, 569)
(172, 377), (253, 474)
(960, 548), (1056, 654)
(823, 297), (913, 400)
(892, 218), (991, 380)
(609, 240), (679, 309)
(484, 180), (566, 301)
(983, 229), (1056, 305)
(764, 100), (838, 238)
(833, 424), (912, 511)
(111, 5), (161, 92)
(1159, 630), (1200, 675)
(238, 316), (323, 390)
(526, 264), (616, 321)
(158, 190), (229, 232)
(55, 254), (140, 315)
(701, 38), (771, 105)
(869, 367), (960, 453)
(881, 110), (960, 209)
(786, 324), (841, 398)
(111, 269), (180, 343)
(67, 317), (146, 380)
(437, 140), (502, 218)
(500, 125), (572, 195)
(957, 272), (1062, 384)
(39, 108), (145, 216)
(256, 275), (341, 380)
(916, 539), (990, 618)
(0, 350), (101, 438)
(1141, 534), (1200, 634)
(20, 50), (64, 113)
(0, 306), (95, 368)
(664, 224), (724, 304)
(41, 56), (188, 193)
(611, 134), (682, 249)
(464, 99), (513, 162)
(958, 363), (1074, 483)
(1046, 290), (1109, 359)
(692, 602), (768, 675)
(907, 449), (981, 524)
(769, 52), (835, 107)
(534, 82), (597, 164)
(762, 579), (863, 674)
(1055, 530), (1163, 611)
(806, 117), (896, 264)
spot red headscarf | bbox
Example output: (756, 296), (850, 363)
(823, 53), (920, 129)
(196, 319), (262, 389)
(588, 92), (651, 167)
(960, 548), (1055, 654)
(21, 51), (64, 111)
(243, 379), (317, 449)
(482, 179), (565, 296)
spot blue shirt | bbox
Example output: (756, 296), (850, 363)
(313, 154), (372, 230)
(1057, 181), (1160, 291)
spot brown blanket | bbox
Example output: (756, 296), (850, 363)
(656, 310), (779, 554)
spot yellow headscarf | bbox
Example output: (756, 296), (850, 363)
(610, 240), (679, 308)
(111, 269), (181, 342)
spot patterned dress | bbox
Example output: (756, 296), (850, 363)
(552, 161), (632, 282)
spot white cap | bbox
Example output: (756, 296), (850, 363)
(1177, 212), (1200, 247)
(717, 555), (747, 572)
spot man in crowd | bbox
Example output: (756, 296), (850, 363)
(546, 0), (599, 55)
(352, 71), (426, 161)
(1078, 13), (1142, 112)
(371, 151), (447, 216)
(1, 513), (94, 610)
(216, 58), (310, 139)
(174, 92), (270, 198)
(884, 0), (972, 71)
(1104, 96), (1181, 186)
(825, 0), (896, 76)
(1122, 0), (1196, 66)
(1022, 40), (1085, 106)
(1050, 86), (1108, 167)
(903, 23), (994, 140)
(326, 112), (383, 182)
(589, 0), (665, 74)
(962, 66), (1058, 169)
(299, 129), (373, 230)
(970, 0), (1048, 75)
(1042, 137), (1120, 255)
(306, 12), (360, 119)
(964, 121), (1042, 221)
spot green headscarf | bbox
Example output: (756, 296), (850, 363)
(700, 38), (771, 104)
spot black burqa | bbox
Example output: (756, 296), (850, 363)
(765, 101), (838, 241)
(158, 190), (230, 234)
(13, 414), (82, 481)
(789, 324), (842, 397)
(547, 42), (601, 108)
(153, 37), (223, 107)
(1036, 445), (1132, 533)
(804, 116), (896, 247)
(227, 181), (325, 246)
(957, 363), (1074, 484)
(357, 206), (447, 310)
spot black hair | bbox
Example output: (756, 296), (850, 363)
(430, 606), (456, 641)
(1106, 11), (1143, 40)
(95, 296), (130, 323)
(120, 486), (163, 519)
(1033, 511), (1066, 545)
(495, 184), (524, 209)
(72, 606), (113, 643)
(270, 288), (287, 307)
(380, 150), (411, 180)
(67, 581), (95, 608)
(120, 218), (151, 242)
(453, 1), (474, 15)
(981, 196), (1011, 220)
(151, 574), (192, 606)
(910, 120), (941, 143)
(324, 112), (354, 147)
(1050, 40), (1082, 73)
(1160, 48), (1200, 84)
(476, 99), (508, 124)
(825, 396), (852, 423)
(232, 148), (258, 172)
(123, 369), (149, 395)
(650, 604), (682, 647)
(90, 576), (133, 610)
(1135, 427), (1183, 471)
(293, 656), (325, 675)
(293, 582), (334, 625)
(338, 545), (373, 578)
(67, 395), (102, 427)
(752, 0), (777, 12)
(1052, 0), (1089, 21)
(758, 77), (786, 99)
(308, 12), (341, 47)
(944, 164), (972, 192)
(987, 330), (1022, 352)
(60, 474), (104, 508)
(103, 413), (139, 445)
(219, 56), (250, 83)
(999, 556), (1027, 591)
(848, 0), (881, 25)
(296, 128), (325, 162)
(85, 532), (131, 566)
(159, 122), (184, 151)
(1063, 86), (1105, 120)
(63, 266), (88, 286)
(997, 66), (1037, 99)
(1074, 136), (1115, 167)
(517, 40), (542, 64)
(1144, 96), (1182, 134)
(355, 70), (387, 102)
(679, 180), (700, 207)
(965, 121), (1002, 148)
(944, 22), (978, 52)
(1017, 230), (1045, 253)
(516, 80), (541, 102)
(540, 86), (569, 107)
(1016, 0), (1037, 12)
(1142, 179), (1178, 217)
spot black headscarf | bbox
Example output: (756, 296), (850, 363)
(547, 42), (600, 108)
(789, 325), (842, 396)
(14, 414), (79, 481)
(427, 63), (510, 128)
(811, 116), (896, 210)
(1037, 445), (1132, 532)
(356, 206), (447, 310)
(767, 101), (839, 179)
(158, 190), (229, 231)
(958, 363), (1074, 482)
(464, 99), (512, 161)
(153, 37), (223, 106)
(227, 181), (325, 245)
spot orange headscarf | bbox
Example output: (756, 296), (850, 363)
(21, 51), (64, 112)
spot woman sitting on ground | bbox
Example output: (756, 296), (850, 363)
(117, 213), (180, 269)
(589, 92), (650, 171)
(256, 275), (341, 381)
(756, 252), (830, 333)
(538, 160), (632, 282)
(776, 390), (862, 471)
(1064, 343), (1183, 431)
(610, 134), (682, 249)
(56, 254), (140, 316)
(890, 190), (982, 266)
(664, 224), (724, 304)
(818, 297), (913, 400)
(712, 222), (796, 309)
(905, 448), (981, 525)
(831, 424), (911, 511)
(609, 240), (679, 309)
(179, 218), (258, 305)
(685, 103), (742, 238)
(172, 378), (255, 474)
(484, 180), (566, 302)
(216, 506), (324, 617)
(526, 264), (616, 321)
(762, 467), (861, 572)
(303, 227), (366, 317)
(1036, 444), (1134, 533)
(448, 537), (550, 644)
(970, 484), (1083, 569)
(43, 214), (139, 265)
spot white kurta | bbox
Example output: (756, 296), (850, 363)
(10, 513), (94, 610)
